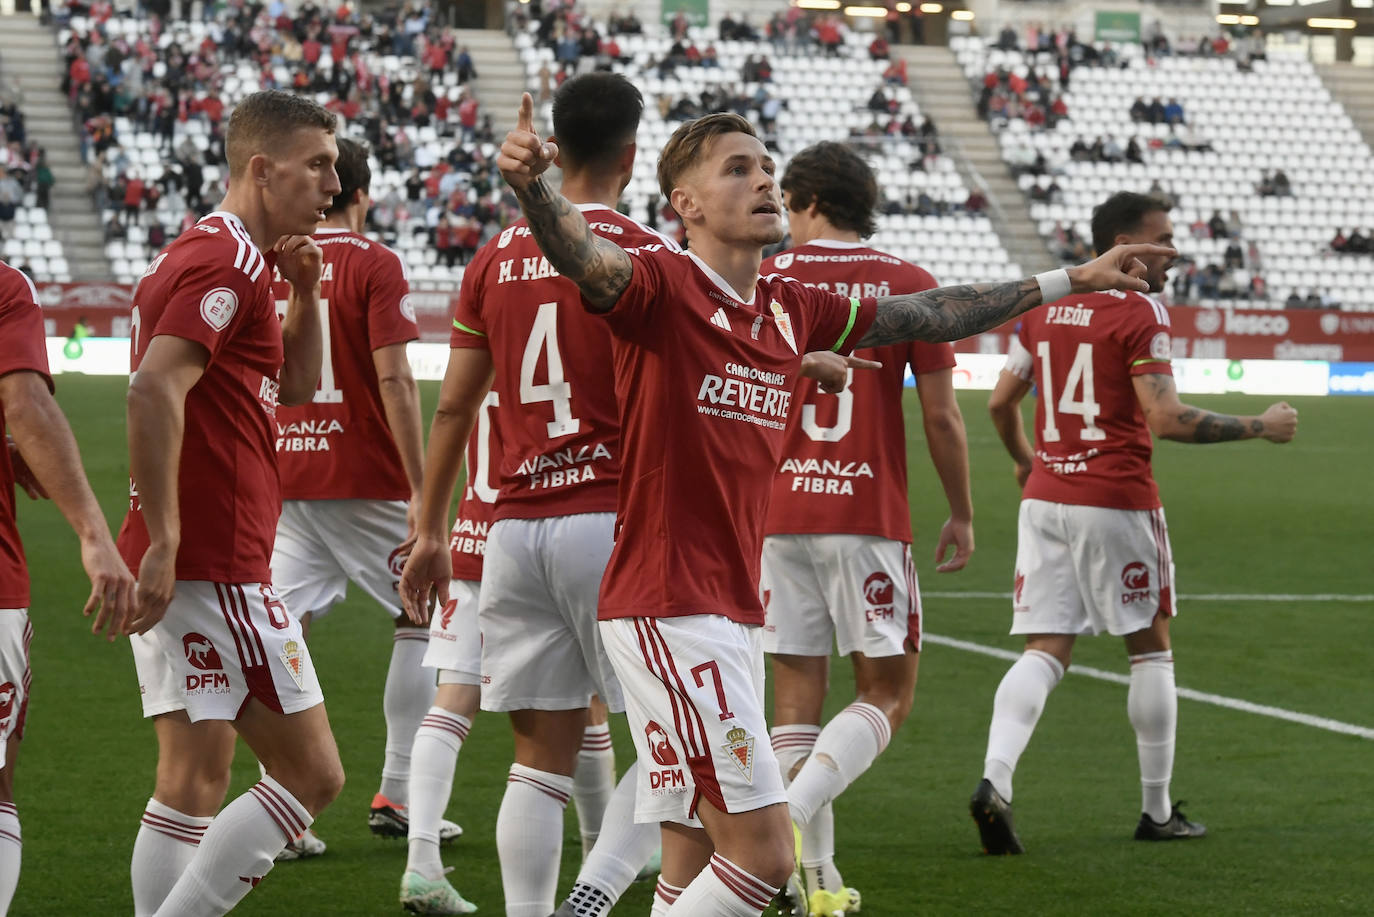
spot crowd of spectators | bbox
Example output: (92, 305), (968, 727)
(0, 99), (54, 234)
(1330, 228), (1372, 255)
(1257, 168), (1292, 197)
(56, 0), (519, 267)
(977, 65), (1070, 132)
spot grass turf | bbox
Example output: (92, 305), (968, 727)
(9, 377), (1370, 915)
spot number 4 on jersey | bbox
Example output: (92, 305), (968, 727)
(1037, 341), (1105, 442)
(521, 301), (581, 438)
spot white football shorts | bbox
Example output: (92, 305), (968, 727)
(0, 610), (32, 768)
(132, 581), (324, 722)
(271, 499), (410, 620)
(422, 578), (481, 685)
(760, 533), (921, 657)
(478, 513), (623, 713)
(1012, 499), (1177, 637)
(600, 614), (787, 827)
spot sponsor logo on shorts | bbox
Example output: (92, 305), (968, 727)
(387, 545), (409, 593)
(183, 633), (223, 671)
(645, 720), (687, 794)
(722, 726), (755, 783)
(279, 639), (307, 690)
(0, 682), (16, 734)
(183, 633), (231, 695)
(1121, 562), (1151, 605)
(1013, 571), (1026, 609)
(863, 572), (895, 622)
(437, 599), (457, 635)
(645, 720), (679, 767)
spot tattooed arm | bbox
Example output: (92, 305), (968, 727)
(855, 243), (1174, 347)
(497, 93), (633, 312)
(1132, 372), (1298, 444)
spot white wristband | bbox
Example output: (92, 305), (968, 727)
(1034, 269), (1072, 304)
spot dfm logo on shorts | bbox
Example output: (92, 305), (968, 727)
(387, 545), (409, 589)
(645, 720), (686, 793)
(1120, 562), (1151, 606)
(1013, 570), (1027, 608)
(183, 633), (231, 693)
(0, 681), (15, 734)
(863, 572), (895, 621)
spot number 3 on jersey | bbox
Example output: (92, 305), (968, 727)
(1037, 341), (1105, 442)
(521, 301), (580, 438)
(276, 298), (343, 404)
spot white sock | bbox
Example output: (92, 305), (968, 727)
(666, 853), (778, 916)
(0, 802), (19, 915)
(573, 722), (616, 860)
(405, 708), (472, 880)
(982, 650), (1064, 802)
(568, 762), (658, 903)
(769, 725), (840, 890)
(1128, 651), (1177, 823)
(651, 878), (684, 916)
(787, 702), (891, 827)
(496, 763), (573, 917)
(131, 797), (212, 917)
(152, 776), (311, 917)
(380, 627), (436, 803)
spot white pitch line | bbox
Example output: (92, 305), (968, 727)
(923, 591), (1374, 603)
(924, 633), (1374, 742)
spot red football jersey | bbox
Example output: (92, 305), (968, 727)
(450, 204), (678, 521)
(761, 241), (956, 542)
(270, 228), (418, 501)
(116, 211), (284, 582)
(1007, 290), (1172, 510)
(449, 390), (500, 583)
(0, 265), (51, 608)
(592, 246), (878, 626)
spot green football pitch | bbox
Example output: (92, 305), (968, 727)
(10, 376), (1371, 915)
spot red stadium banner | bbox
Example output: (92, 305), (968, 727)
(33, 284), (1374, 360)
(952, 306), (1374, 363)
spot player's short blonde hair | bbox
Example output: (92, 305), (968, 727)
(656, 112), (757, 203)
(226, 90), (337, 178)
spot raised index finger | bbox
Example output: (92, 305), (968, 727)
(516, 92), (535, 134)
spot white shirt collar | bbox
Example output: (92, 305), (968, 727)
(802, 238), (867, 250)
(685, 249), (756, 306)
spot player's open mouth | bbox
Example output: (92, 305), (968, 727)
(752, 203), (779, 215)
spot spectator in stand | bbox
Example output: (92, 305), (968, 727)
(1208, 209), (1228, 239)
(121, 169), (143, 225)
(1285, 290), (1303, 308)
(997, 24), (1019, 51)
(457, 45), (477, 83)
(815, 15), (844, 55)
(35, 151), (54, 210)
(869, 35), (890, 61)
(964, 188), (988, 215)
(883, 58), (908, 86)
(1163, 97), (1185, 127)
(1347, 227), (1370, 255)
(457, 88), (479, 141)
(1273, 169), (1292, 197)
(104, 212), (126, 241)
(1147, 97), (1166, 125)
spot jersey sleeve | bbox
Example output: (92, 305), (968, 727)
(1004, 325), (1033, 381)
(1122, 295), (1173, 377)
(450, 247), (489, 350)
(908, 340), (956, 374)
(367, 246), (419, 350)
(0, 269), (52, 391)
(150, 256), (259, 361)
(792, 283), (878, 356)
(590, 245), (669, 343)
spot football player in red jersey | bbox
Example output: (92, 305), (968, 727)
(495, 95), (1172, 916)
(759, 142), (974, 915)
(264, 136), (446, 860)
(117, 91), (345, 917)
(970, 191), (1297, 856)
(0, 260), (135, 913)
(400, 73), (674, 917)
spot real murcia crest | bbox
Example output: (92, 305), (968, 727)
(770, 301), (797, 354)
(279, 639), (306, 690)
(722, 726), (755, 783)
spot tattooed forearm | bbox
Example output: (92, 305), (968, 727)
(857, 278), (1042, 347)
(514, 177), (633, 311)
(1176, 409), (1263, 442)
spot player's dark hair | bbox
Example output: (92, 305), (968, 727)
(226, 90), (337, 178)
(1091, 191), (1172, 256)
(328, 136), (371, 214)
(780, 142), (878, 238)
(657, 112), (757, 202)
(552, 73), (643, 170)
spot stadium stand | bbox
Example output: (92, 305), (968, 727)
(516, 18), (1021, 287)
(954, 33), (1374, 311)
